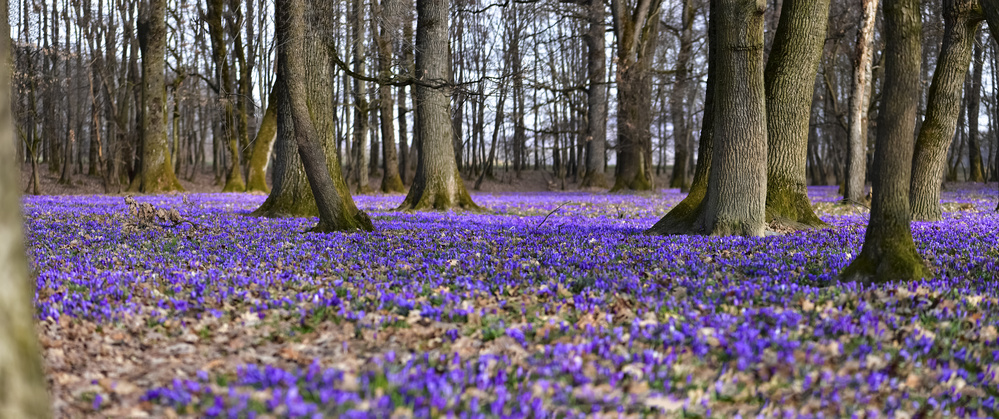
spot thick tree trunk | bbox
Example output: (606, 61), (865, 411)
(909, 0), (982, 222)
(580, 0), (608, 188)
(694, 0), (768, 236)
(668, 0), (694, 191)
(842, 0), (929, 284)
(844, 0), (878, 203)
(763, 0), (830, 230)
(245, 86), (277, 193)
(398, 0), (479, 211)
(133, 0), (182, 193)
(0, 0), (51, 414)
(374, 0), (404, 193)
(255, 0), (371, 233)
(966, 34), (985, 183)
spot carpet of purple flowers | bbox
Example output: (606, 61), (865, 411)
(26, 185), (999, 418)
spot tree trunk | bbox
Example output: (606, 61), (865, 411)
(610, 0), (660, 192)
(763, 0), (830, 230)
(0, 0), (52, 413)
(694, 0), (768, 236)
(844, 0), (878, 203)
(351, 0), (372, 194)
(966, 32), (985, 183)
(133, 0), (182, 193)
(580, 0), (608, 188)
(399, 0), (479, 211)
(909, 0), (982, 221)
(374, 0), (404, 193)
(668, 0), (695, 191)
(842, 0), (929, 284)
(255, 0), (371, 232)
(245, 86), (277, 193)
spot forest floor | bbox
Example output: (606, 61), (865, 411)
(22, 176), (999, 417)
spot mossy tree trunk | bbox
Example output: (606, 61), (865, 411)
(134, 0), (183, 193)
(763, 0), (830, 230)
(255, 0), (372, 233)
(245, 86), (277, 193)
(398, 0), (479, 211)
(351, 0), (372, 194)
(373, 0), (405, 193)
(844, 0), (878, 203)
(842, 0), (929, 284)
(0, 0), (51, 412)
(580, 0), (608, 188)
(909, 0), (982, 222)
(609, 0), (660, 192)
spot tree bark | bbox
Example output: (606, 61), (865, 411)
(844, 0), (878, 203)
(580, 0), (608, 188)
(245, 86), (277, 193)
(909, 0), (982, 222)
(207, 0), (246, 192)
(398, 0), (479, 211)
(133, 0), (183, 193)
(351, 0), (372, 194)
(763, 0), (830, 230)
(694, 0), (768, 236)
(255, 0), (372, 233)
(0, 0), (52, 413)
(842, 0), (929, 284)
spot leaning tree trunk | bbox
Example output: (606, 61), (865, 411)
(763, 0), (831, 230)
(374, 0), (405, 193)
(255, 0), (371, 232)
(580, 0), (608, 188)
(668, 0), (695, 191)
(842, 0), (929, 284)
(844, 0), (878, 203)
(692, 0), (768, 237)
(398, 0), (479, 211)
(646, 2), (716, 235)
(0, 0), (51, 412)
(133, 0), (182, 193)
(909, 0), (982, 222)
(245, 86), (277, 193)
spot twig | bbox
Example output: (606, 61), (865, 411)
(537, 202), (572, 228)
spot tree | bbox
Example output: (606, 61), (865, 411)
(132, 0), (183, 192)
(841, 0), (928, 284)
(909, 0), (982, 222)
(648, 0), (766, 236)
(763, 0), (831, 229)
(256, 0), (372, 233)
(579, 0), (608, 188)
(966, 34), (986, 183)
(351, 0), (372, 194)
(397, 0), (479, 211)
(609, 0), (662, 192)
(373, 0), (405, 193)
(0, 0), (52, 412)
(206, 0), (246, 192)
(245, 86), (277, 193)
(843, 0), (878, 203)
